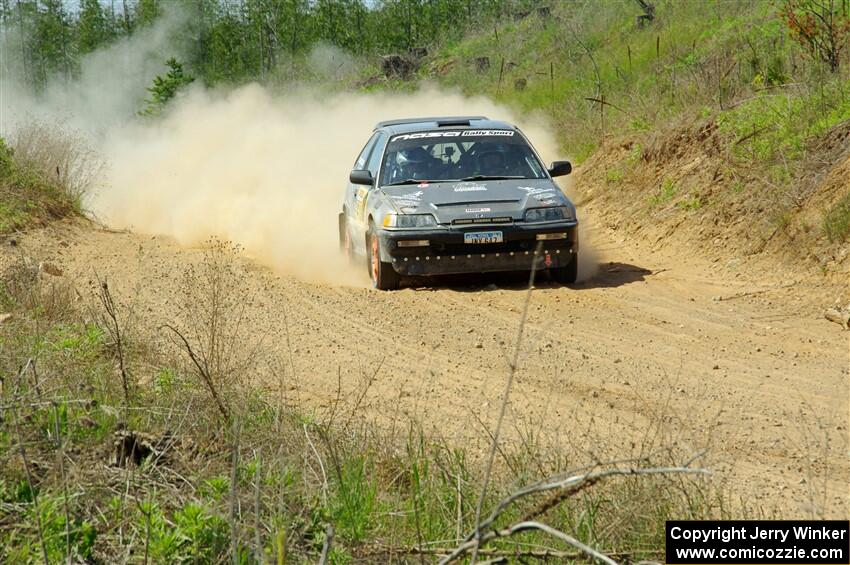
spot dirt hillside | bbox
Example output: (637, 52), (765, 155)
(6, 202), (848, 517)
(575, 119), (850, 282)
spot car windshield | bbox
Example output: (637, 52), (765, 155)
(380, 129), (547, 185)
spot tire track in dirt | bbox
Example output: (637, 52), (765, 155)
(8, 217), (848, 517)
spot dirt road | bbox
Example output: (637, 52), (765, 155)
(11, 213), (849, 517)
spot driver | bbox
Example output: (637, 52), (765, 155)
(395, 146), (437, 180)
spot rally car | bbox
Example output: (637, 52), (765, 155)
(338, 116), (578, 290)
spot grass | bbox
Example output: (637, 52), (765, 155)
(0, 123), (94, 234)
(409, 1), (790, 160)
(649, 178), (678, 207)
(375, 0), (850, 269)
(0, 236), (729, 563)
(717, 76), (850, 167)
(824, 190), (850, 243)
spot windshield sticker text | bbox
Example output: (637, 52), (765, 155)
(391, 130), (515, 142)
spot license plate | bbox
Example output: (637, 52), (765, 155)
(464, 231), (503, 244)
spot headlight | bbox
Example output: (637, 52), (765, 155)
(524, 206), (574, 222)
(383, 213), (437, 228)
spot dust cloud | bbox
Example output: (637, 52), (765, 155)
(1, 10), (599, 286)
(95, 84), (592, 285)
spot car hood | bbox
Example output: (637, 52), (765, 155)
(380, 179), (571, 224)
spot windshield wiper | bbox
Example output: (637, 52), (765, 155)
(458, 175), (525, 181)
(385, 178), (431, 186)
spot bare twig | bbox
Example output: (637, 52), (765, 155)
(442, 464), (710, 565)
(10, 360), (49, 565)
(162, 323), (230, 422)
(450, 521), (619, 565)
(470, 242), (543, 564)
(230, 417), (241, 565)
(96, 276), (132, 406)
(254, 450), (263, 565)
(303, 424), (328, 504)
(53, 402), (72, 565)
(318, 524), (334, 564)
(11, 404), (49, 565)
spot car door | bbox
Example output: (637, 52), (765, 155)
(360, 133), (388, 228)
(346, 133), (379, 225)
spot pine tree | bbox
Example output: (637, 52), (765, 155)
(77, 0), (112, 54)
(135, 0), (160, 28)
(32, 0), (72, 86)
(139, 58), (195, 116)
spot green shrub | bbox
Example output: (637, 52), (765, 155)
(331, 456), (378, 542)
(0, 128), (89, 233)
(649, 179), (678, 206)
(824, 191), (850, 242)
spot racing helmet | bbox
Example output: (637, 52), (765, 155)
(475, 143), (510, 173)
(395, 147), (435, 179)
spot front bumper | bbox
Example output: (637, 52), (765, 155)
(378, 221), (578, 276)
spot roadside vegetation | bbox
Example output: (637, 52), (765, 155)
(0, 221), (724, 562)
(414, 0), (850, 262)
(0, 124), (92, 234)
(1, 0), (845, 562)
(4, 1), (849, 255)
(0, 131), (727, 562)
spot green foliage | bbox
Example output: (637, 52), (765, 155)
(199, 475), (230, 501)
(139, 58), (195, 116)
(21, 493), (98, 563)
(77, 0), (113, 54)
(823, 190), (850, 242)
(649, 179), (678, 206)
(136, 499), (184, 562)
(606, 167), (624, 183)
(135, 0), (162, 28)
(154, 367), (181, 395)
(331, 456), (377, 541)
(0, 135), (83, 233)
(173, 502), (230, 562)
(677, 194), (703, 211)
(781, 0), (850, 73)
(718, 77), (850, 166)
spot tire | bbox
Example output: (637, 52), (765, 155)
(367, 225), (400, 290)
(551, 252), (578, 284)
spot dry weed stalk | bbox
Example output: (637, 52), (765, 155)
(442, 462), (709, 564)
(52, 401), (72, 564)
(318, 524), (334, 565)
(230, 417), (241, 565)
(162, 239), (265, 424)
(470, 242), (543, 563)
(95, 276), (132, 406)
(10, 360), (49, 565)
(11, 120), (101, 204)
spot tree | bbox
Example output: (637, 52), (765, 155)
(31, 0), (73, 85)
(139, 58), (195, 116)
(77, 0), (112, 54)
(781, 0), (850, 73)
(135, 0), (160, 28)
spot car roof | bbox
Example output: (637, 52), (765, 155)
(374, 116), (517, 134)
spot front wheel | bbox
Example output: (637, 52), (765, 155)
(551, 252), (578, 284)
(367, 227), (400, 290)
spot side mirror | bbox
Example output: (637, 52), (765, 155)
(349, 169), (374, 186)
(548, 161), (572, 177)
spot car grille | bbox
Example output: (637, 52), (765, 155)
(451, 216), (513, 225)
